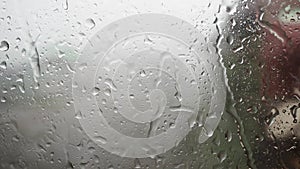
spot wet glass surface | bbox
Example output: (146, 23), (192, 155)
(0, 0), (300, 168)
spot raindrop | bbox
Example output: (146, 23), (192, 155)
(217, 151), (227, 163)
(2, 88), (7, 94)
(18, 84), (25, 93)
(85, 18), (96, 29)
(66, 62), (75, 73)
(129, 93), (135, 99)
(10, 85), (16, 91)
(94, 135), (107, 144)
(57, 50), (65, 58)
(284, 5), (291, 13)
(0, 40), (9, 51)
(225, 130), (232, 142)
(139, 70), (147, 78)
(16, 37), (21, 42)
(0, 61), (7, 70)
(12, 136), (20, 142)
(63, 0), (68, 10)
(113, 107), (118, 113)
(16, 75), (23, 83)
(21, 48), (26, 57)
(226, 34), (234, 45)
(92, 87), (101, 96)
(16, 75), (25, 93)
(75, 111), (82, 119)
(104, 78), (117, 91)
(134, 158), (142, 168)
(104, 88), (111, 96)
(1, 97), (7, 103)
(290, 104), (300, 123)
(27, 38), (41, 86)
(78, 63), (87, 71)
(101, 99), (107, 105)
(169, 122), (175, 128)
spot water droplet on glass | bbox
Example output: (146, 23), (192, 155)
(57, 50), (65, 58)
(104, 88), (111, 96)
(92, 87), (100, 96)
(217, 151), (227, 163)
(18, 84), (25, 93)
(139, 70), (146, 77)
(85, 18), (96, 29)
(1, 97), (7, 103)
(16, 37), (21, 42)
(94, 135), (107, 144)
(284, 5), (291, 13)
(134, 158), (142, 169)
(101, 99), (107, 105)
(0, 61), (7, 70)
(104, 78), (117, 91)
(21, 48), (26, 57)
(75, 111), (83, 119)
(63, 0), (68, 10)
(78, 63), (87, 71)
(129, 93), (135, 99)
(0, 40), (9, 51)
(12, 136), (20, 142)
(226, 34), (234, 45)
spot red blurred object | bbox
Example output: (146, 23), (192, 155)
(256, 0), (300, 100)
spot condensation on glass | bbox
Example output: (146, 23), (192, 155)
(0, 0), (299, 168)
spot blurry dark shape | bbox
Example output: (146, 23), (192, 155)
(254, 0), (300, 168)
(256, 0), (300, 100)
